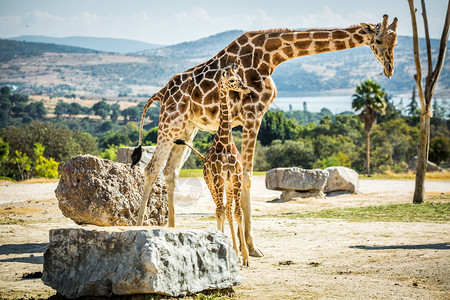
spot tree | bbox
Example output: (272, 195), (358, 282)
(68, 102), (82, 117)
(54, 100), (69, 118)
(92, 100), (111, 120)
(27, 101), (47, 119)
(110, 103), (120, 122)
(407, 86), (419, 117)
(408, 0), (450, 203)
(352, 79), (388, 174)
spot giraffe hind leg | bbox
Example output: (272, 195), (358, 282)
(137, 138), (173, 226)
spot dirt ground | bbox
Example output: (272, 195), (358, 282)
(0, 176), (449, 299)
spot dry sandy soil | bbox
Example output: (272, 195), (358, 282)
(0, 176), (449, 299)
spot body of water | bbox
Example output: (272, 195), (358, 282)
(272, 96), (450, 114)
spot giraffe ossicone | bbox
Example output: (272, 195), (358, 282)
(132, 15), (398, 258)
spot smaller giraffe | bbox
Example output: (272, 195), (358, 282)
(174, 65), (250, 265)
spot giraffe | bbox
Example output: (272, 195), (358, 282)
(174, 65), (250, 266)
(132, 15), (398, 257)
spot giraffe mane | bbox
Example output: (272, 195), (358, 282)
(305, 25), (361, 32)
(248, 28), (295, 34)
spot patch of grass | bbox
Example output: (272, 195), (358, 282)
(180, 169), (203, 177)
(360, 171), (450, 180)
(0, 176), (16, 182)
(272, 202), (450, 223)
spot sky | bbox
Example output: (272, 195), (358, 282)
(0, 0), (448, 45)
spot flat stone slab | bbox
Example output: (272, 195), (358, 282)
(265, 167), (328, 192)
(42, 227), (241, 298)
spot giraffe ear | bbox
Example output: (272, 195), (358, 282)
(360, 23), (376, 35)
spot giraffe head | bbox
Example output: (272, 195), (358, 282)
(361, 14), (398, 78)
(220, 64), (251, 94)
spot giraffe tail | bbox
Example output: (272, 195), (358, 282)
(131, 145), (142, 167)
(131, 91), (162, 167)
(174, 139), (206, 162)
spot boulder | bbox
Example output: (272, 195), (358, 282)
(324, 166), (359, 194)
(265, 167), (328, 200)
(42, 226), (241, 298)
(408, 156), (445, 172)
(55, 155), (167, 226)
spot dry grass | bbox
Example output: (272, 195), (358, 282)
(361, 171), (450, 180)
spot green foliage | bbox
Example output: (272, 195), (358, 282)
(92, 100), (111, 120)
(314, 152), (351, 169)
(371, 118), (419, 172)
(429, 137), (450, 166)
(143, 126), (158, 145)
(265, 140), (314, 169)
(0, 121), (98, 169)
(259, 110), (300, 146)
(12, 150), (32, 180)
(33, 143), (59, 178)
(100, 145), (119, 161)
(352, 79), (388, 133)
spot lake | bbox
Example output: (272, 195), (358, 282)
(272, 95), (450, 114)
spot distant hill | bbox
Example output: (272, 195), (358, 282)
(8, 35), (164, 53)
(1, 31), (449, 97)
(138, 30), (245, 58)
(0, 39), (98, 62)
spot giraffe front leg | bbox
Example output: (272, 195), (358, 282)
(241, 121), (264, 257)
(226, 182), (239, 256)
(233, 178), (249, 266)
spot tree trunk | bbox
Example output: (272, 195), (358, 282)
(366, 131), (370, 175)
(413, 111), (431, 203)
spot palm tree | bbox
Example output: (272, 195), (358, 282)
(352, 80), (388, 175)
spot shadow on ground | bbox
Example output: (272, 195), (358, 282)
(351, 243), (449, 250)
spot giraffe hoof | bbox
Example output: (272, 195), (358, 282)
(249, 248), (264, 257)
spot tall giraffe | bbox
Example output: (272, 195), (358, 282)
(174, 65), (250, 266)
(132, 15), (398, 257)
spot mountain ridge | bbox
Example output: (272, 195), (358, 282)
(7, 35), (164, 54)
(1, 31), (449, 97)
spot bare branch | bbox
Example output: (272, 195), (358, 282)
(420, 0), (433, 80)
(407, 0), (426, 110)
(427, 0), (450, 102)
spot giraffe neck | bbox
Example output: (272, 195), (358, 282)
(224, 26), (371, 75)
(216, 87), (233, 145)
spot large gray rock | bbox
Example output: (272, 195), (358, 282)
(408, 156), (445, 172)
(42, 226), (241, 298)
(266, 167), (328, 191)
(266, 168), (328, 200)
(324, 166), (359, 194)
(55, 155), (167, 226)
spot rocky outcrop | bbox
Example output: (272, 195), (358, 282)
(55, 155), (167, 226)
(265, 167), (328, 200)
(42, 226), (241, 298)
(324, 166), (359, 194)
